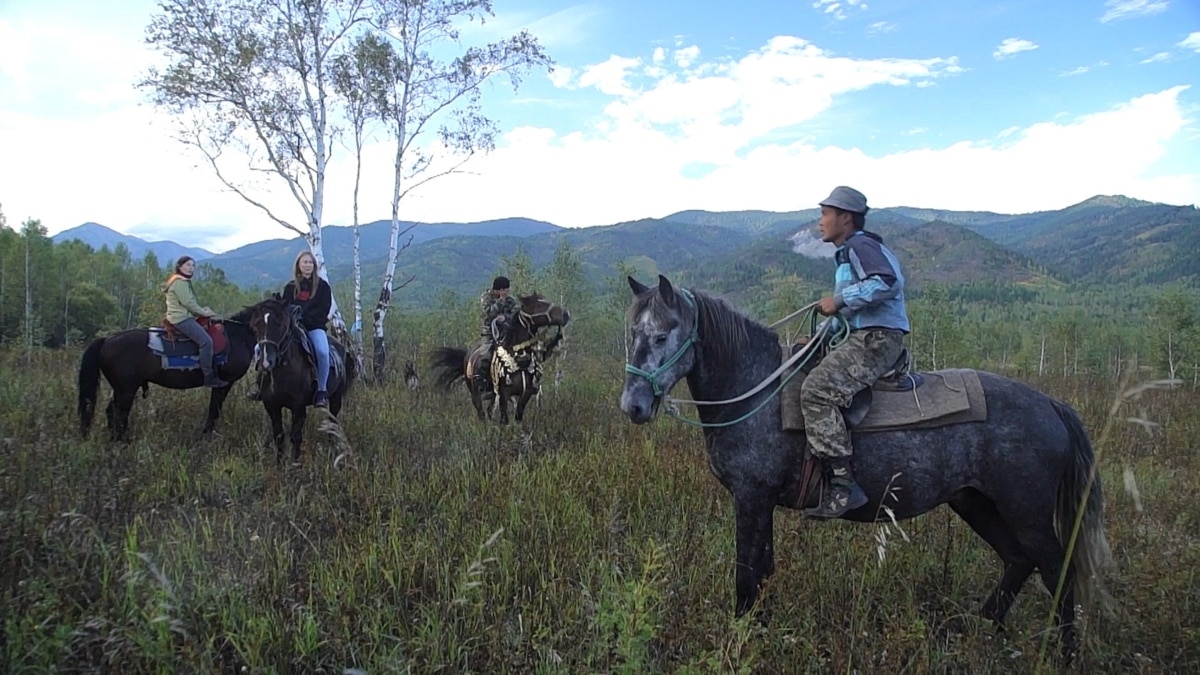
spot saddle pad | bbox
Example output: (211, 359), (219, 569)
(857, 368), (987, 432)
(149, 329), (199, 357)
(149, 330), (229, 370)
(149, 328), (229, 359)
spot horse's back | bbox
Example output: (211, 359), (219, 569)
(849, 369), (1076, 516)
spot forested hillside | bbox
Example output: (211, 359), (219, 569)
(9, 197), (1199, 382)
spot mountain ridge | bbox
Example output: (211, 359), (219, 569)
(48, 195), (1199, 309)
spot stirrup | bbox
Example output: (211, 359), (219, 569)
(804, 479), (868, 519)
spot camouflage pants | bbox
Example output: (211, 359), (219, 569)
(800, 329), (905, 459)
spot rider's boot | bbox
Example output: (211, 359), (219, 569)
(313, 390), (328, 408)
(804, 457), (869, 519)
(203, 371), (229, 389)
(476, 352), (495, 399)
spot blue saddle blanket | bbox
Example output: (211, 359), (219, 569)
(148, 329), (229, 370)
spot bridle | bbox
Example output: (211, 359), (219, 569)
(255, 305), (297, 370)
(623, 288), (699, 397)
(509, 299), (566, 354)
(520, 297), (562, 326)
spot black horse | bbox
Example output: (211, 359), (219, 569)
(619, 275), (1112, 663)
(77, 311), (258, 441)
(246, 296), (357, 462)
(430, 294), (570, 424)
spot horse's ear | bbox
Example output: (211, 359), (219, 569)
(657, 275), (676, 306)
(628, 276), (649, 295)
(272, 292), (282, 301)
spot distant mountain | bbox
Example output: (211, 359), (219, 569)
(344, 218), (752, 309)
(888, 221), (1055, 287)
(209, 217), (563, 288)
(52, 223), (214, 263)
(58, 195), (1199, 310)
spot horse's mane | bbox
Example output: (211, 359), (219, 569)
(629, 286), (773, 366)
(228, 296), (289, 326)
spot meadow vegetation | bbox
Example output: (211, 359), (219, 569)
(1, 311), (1197, 672)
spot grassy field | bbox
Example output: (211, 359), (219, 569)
(0, 346), (1197, 673)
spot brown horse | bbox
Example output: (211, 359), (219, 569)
(430, 294), (570, 424)
(77, 311), (258, 441)
(246, 297), (357, 462)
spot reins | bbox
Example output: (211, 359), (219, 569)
(624, 287), (849, 428)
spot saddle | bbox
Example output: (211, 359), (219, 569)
(469, 343), (538, 396)
(156, 317), (228, 353)
(149, 318), (229, 369)
(284, 311), (345, 391)
(784, 345), (987, 433)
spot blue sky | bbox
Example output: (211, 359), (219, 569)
(1, 0), (1198, 252)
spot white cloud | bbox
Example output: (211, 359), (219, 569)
(577, 56), (641, 96)
(993, 38), (1038, 60)
(3, 18), (1197, 253)
(1180, 32), (1200, 53)
(1062, 66), (1090, 76)
(674, 45), (701, 69)
(362, 81), (1196, 232)
(460, 2), (604, 48)
(812, 0), (868, 22)
(1141, 52), (1170, 64)
(867, 21), (897, 36)
(1100, 0), (1169, 23)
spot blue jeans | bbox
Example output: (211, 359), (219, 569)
(173, 317), (216, 377)
(308, 328), (330, 392)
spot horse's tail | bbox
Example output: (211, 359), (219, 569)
(429, 347), (468, 389)
(78, 337), (105, 438)
(1051, 398), (1115, 610)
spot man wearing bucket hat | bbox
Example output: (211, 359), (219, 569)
(476, 275), (519, 397)
(800, 186), (910, 519)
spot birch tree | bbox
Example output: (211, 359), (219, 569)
(330, 32), (392, 376)
(366, 0), (552, 379)
(141, 0), (368, 335)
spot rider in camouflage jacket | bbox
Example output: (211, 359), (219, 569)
(477, 276), (519, 393)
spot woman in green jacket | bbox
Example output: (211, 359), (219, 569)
(163, 256), (227, 388)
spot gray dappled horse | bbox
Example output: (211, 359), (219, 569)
(430, 294), (570, 424)
(620, 275), (1112, 662)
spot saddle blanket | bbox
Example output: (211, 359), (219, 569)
(148, 329), (229, 370)
(857, 368), (987, 432)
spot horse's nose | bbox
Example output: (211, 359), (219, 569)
(561, 308), (571, 325)
(619, 393), (651, 424)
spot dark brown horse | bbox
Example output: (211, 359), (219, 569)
(77, 311), (258, 441)
(246, 296), (357, 462)
(430, 294), (570, 424)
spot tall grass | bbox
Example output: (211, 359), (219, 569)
(0, 348), (1196, 672)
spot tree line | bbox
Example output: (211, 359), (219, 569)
(3, 199), (1196, 389)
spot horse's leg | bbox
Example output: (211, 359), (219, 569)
(111, 387), (138, 443)
(203, 386), (232, 436)
(1026, 534), (1076, 662)
(470, 383), (486, 421)
(105, 399), (117, 439)
(1001, 499), (1078, 661)
(948, 489), (1035, 627)
(497, 387), (510, 425)
(515, 376), (535, 422)
(732, 496), (775, 617)
(266, 403), (286, 462)
(290, 406), (307, 463)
